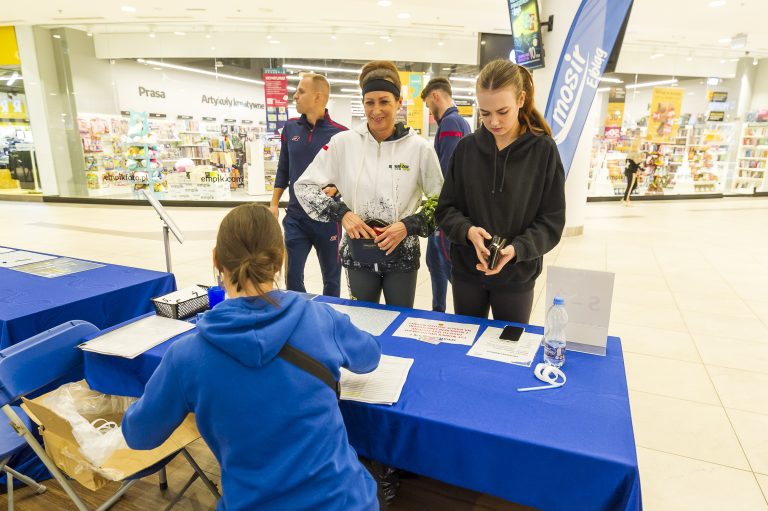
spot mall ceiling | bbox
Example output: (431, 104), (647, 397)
(3, 0), (768, 63)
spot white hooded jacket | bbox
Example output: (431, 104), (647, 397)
(295, 122), (443, 272)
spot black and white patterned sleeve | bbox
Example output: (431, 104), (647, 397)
(294, 138), (351, 222)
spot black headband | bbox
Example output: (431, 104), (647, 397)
(362, 78), (401, 99)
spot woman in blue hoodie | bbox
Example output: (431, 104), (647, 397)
(122, 204), (382, 511)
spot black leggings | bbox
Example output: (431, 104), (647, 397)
(347, 269), (418, 308)
(623, 173), (637, 200)
(452, 279), (534, 324)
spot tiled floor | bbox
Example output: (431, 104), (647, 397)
(2, 196), (768, 510)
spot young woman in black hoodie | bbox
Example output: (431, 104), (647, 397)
(436, 59), (566, 323)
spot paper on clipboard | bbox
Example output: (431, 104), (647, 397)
(79, 315), (194, 359)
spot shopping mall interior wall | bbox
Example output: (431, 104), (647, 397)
(749, 59), (768, 112)
(65, 28), (119, 116)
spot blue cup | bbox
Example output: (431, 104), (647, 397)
(207, 286), (225, 309)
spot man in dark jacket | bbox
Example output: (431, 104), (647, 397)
(270, 73), (347, 296)
(421, 77), (472, 312)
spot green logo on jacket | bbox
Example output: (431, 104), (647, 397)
(388, 163), (411, 172)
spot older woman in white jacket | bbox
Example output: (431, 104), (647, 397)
(295, 60), (443, 308)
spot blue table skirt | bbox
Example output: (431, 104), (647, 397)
(0, 248), (176, 348)
(84, 297), (641, 511)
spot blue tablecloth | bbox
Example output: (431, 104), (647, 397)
(0, 247), (176, 348)
(84, 297), (641, 511)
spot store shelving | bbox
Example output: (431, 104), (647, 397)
(732, 123), (768, 194)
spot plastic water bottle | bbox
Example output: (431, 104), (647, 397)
(543, 296), (568, 367)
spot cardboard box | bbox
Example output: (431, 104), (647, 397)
(22, 381), (199, 491)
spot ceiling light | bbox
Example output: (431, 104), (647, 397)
(720, 59), (726, 63)
(269, 40), (280, 44)
(686, 56), (693, 62)
(650, 52), (664, 59)
(6, 72), (19, 86)
(451, 76), (476, 83)
(330, 34), (337, 40)
(140, 59), (265, 85)
(437, 40), (445, 46)
(707, 77), (720, 85)
(330, 93), (362, 99)
(137, 58), (145, 63)
(397, 12), (410, 19)
(205, 33), (211, 39)
(120, 5), (137, 12)
(284, 63), (360, 74)
(52, 34), (61, 39)
(148, 31), (156, 38)
(708, 0), (726, 6)
(624, 79), (678, 90)
(729, 58), (739, 62)
(731, 33), (747, 49)
(174, 31), (185, 36)
(152, 67), (162, 71)
(365, 41), (375, 45)
(377, 0), (392, 6)
(287, 86), (296, 91)
(452, 95), (475, 101)
(266, 34), (272, 39)
(718, 37), (732, 44)
(86, 30), (93, 37)
(340, 88), (363, 93)
(599, 77), (623, 83)
(754, 57), (759, 65)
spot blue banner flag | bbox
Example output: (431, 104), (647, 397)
(544, 0), (634, 177)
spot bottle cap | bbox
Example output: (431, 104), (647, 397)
(553, 296), (565, 305)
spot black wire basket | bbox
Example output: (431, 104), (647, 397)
(151, 285), (210, 320)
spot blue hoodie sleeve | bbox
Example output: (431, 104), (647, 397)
(121, 344), (190, 450)
(328, 309), (381, 374)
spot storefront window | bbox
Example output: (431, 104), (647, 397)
(0, 28), (41, 196)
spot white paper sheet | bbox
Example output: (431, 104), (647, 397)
(0, 247), (14, 254)
(466, 327), (542, 367)
(340, 355), (414, 405)
(10, 257), (105, 278)
(0, 250), (57, 268)
(327, 303), (400, 336)
(153, 285), (209, 304)
(392, 317), (479, 345)
(79, 315), (195, 359)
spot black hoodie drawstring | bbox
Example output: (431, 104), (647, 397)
(492, 145), (512, 194)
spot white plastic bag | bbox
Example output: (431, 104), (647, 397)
(43, 382), (136, 466)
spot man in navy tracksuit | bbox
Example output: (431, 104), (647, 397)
(421, 77), (472, 312)
(270, 74), (346, 297)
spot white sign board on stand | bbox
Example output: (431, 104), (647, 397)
(545, 266), (615, 356)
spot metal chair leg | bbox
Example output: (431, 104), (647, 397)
(3, 466), (46, 494)
(2, 405), (89, 511)
(162, 472), (199, 511)
(180, 448), (219, 498)
(158, 466), (168, 490)
(94, 480), (138, 511)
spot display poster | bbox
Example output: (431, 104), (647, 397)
(0, 27), (20, 66)
(708, 91), (728, 103)
(604, 87), (625, 138)
(647, 87), (684, 142)
(262, 67), (289, 137)
(544, 0), (635, 177)
(507, 0), (545, 69)
(0, 92), (27, 122)
(396, 72), (424, 133)
(707, 111), (725, 122)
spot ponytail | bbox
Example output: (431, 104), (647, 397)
(516, 65), (552, 137)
